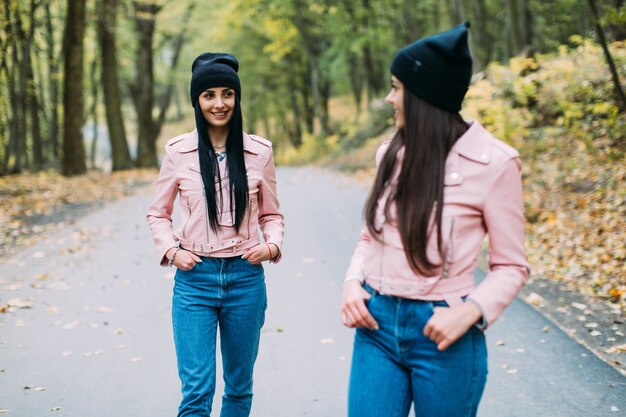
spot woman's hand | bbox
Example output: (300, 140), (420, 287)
(242, 244), (272, 265)
(423, 301), (482, 351)
(167, 248), (202, 271)
(341, 280), (379, 330)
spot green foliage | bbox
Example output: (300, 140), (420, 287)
(3, 0), (626, 173)
(466, 39), (626, 156)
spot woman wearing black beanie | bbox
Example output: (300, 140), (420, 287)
(341, 22), (528, 416)
(147, 52), (284, 417)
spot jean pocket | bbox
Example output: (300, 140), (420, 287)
(179, 262), (199, 273)
(362, 282), (377, 296)
(425, 299), (449, 317)
(362, 283), (379, 309)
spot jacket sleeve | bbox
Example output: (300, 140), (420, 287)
(257, 146), (284, 263)
(344, 141), (390, 283)
(467, 157), (529, 328)
(146, 149), (179, 266)
(344, 226), (372, 283)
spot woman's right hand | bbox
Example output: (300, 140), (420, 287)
(341, 280), (379, 330)
(167, 248), (202, 271)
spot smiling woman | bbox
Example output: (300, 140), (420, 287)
(146, 52), (284, 417)
(198, 87), (236, 131)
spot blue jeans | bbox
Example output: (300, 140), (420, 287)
(348, 284), (487, 417)
(172, 256), (266, 417)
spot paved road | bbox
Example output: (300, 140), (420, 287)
(1, 167), (625, 417)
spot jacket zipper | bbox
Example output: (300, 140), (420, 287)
(380, 214), (386, 282)
(247, 197), (252, 239)
(182, 197), (192, 238)
(442, 217), (455, 278)
(203, 186), (209, 243)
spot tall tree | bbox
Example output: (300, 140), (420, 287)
(467, 0), (493, 69)
(62, 0), (87, 176)
(26, 0), (43, 171)
(130, 0), (193, 168)
(154, 1), (195, 134)
(44, 0), (60, 160)
(130, 0), (160, 168)
(291, 0), (332, 136)
(587, 0), (626, 111)
(7, 1), (28, 173)
(88, 53), (99, 169)
(446, 0), (465, 24)
(98, 0), (133, 171)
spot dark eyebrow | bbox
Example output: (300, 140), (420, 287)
(203, 87), (233, 93)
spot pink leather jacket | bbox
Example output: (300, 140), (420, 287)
(345, 121), (529, 328)
(147, 130), (284, 266)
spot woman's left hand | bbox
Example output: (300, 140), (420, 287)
(423, 302), (482, 351)
(242, 244), (272, 265)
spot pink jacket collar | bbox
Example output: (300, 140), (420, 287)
(452, 121), (493, 165)
(175, 130), (260, 155)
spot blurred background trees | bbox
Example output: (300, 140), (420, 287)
(0, 0), (624, 175)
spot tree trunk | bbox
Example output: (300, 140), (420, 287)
(262, 113), (271, 141)
(287, 71), (303, 148)
(587, 0), (626, 112)
(9, 3), (28, 173)
(446, 0), (465, 24)
(62, 0), (87, 176)
(5, 64), (19, 174)
(347, 53), (363, 116)
(98, 0), (133, 171)
(468, 0), (492, 69)
(155, 1), (195, 138)
(28, 66), (44, 171)
(308, 59), (322, 136)
(292, 0), (329, 136)
(302, 78), (314, 134)
(27, 0), (43, 171)
(89, 53), (99, 169)
(363, 44), (385, 106)
(609, 0), (626, 40)
(131, 0), (160, 168)
(400, 0), (422, 43)
(361, 0), (385, 102)
(45, 1), (60, 160)
(320, 77), (331, 137)
(507, 0), (529, 56)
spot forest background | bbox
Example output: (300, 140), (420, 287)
(0, 0), (625, 362)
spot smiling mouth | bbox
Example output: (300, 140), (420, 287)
(212, 111), (228, 118)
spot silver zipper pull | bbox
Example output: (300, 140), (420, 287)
(441, 218), (455, 279)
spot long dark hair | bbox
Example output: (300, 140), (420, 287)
(365, 91), (468, 276)
(195, 92), (249, 233)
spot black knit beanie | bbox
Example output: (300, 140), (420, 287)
(390, 22), (472, 113)
(189, 52), (241, 107)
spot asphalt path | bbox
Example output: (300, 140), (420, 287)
(1, 166), (625, 417)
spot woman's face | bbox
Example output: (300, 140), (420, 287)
(385, 75), (404, 130)
(198, 87), (235, 128)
